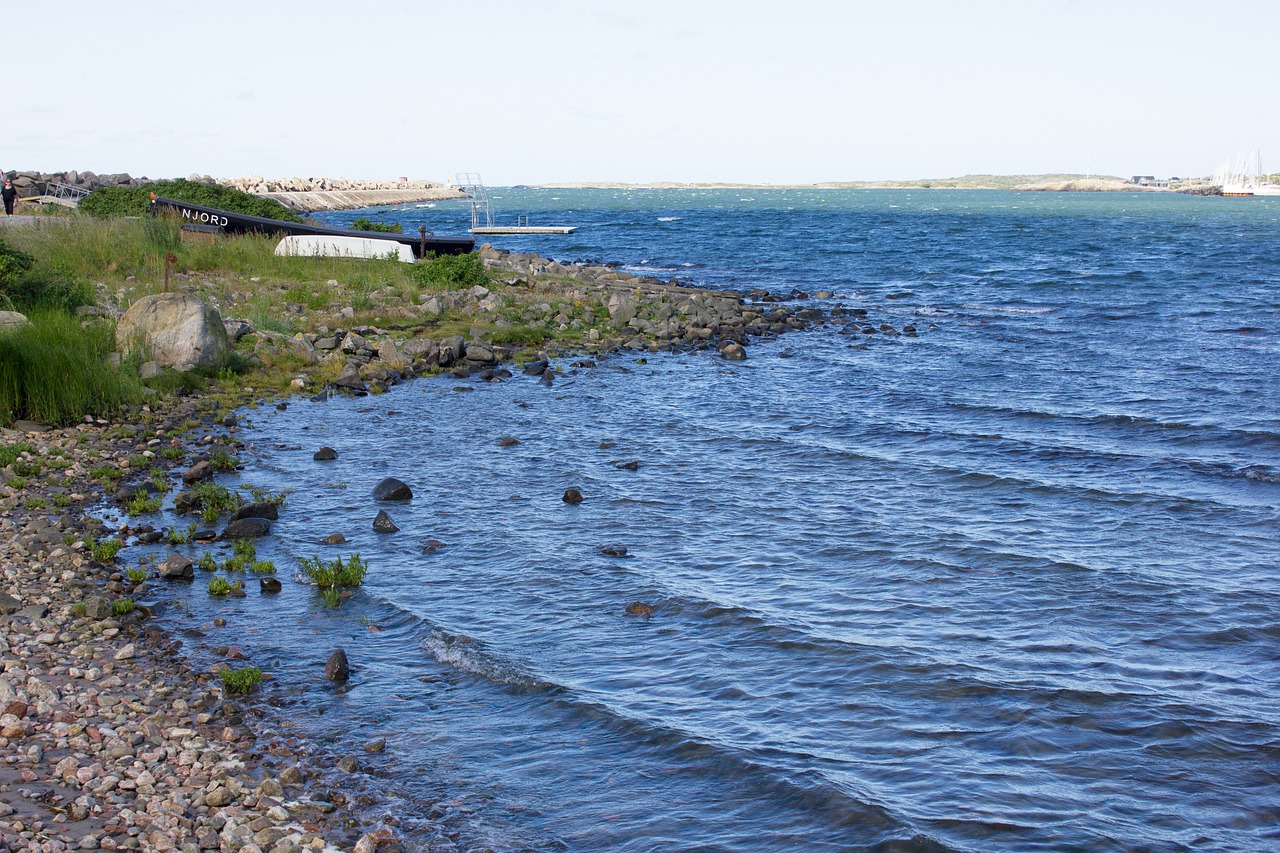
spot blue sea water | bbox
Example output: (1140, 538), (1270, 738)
(154, 190), (1278, 851)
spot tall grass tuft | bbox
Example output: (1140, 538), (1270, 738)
(0, 310), (144, 427)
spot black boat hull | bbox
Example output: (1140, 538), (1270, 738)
(149, 195), (475, 257)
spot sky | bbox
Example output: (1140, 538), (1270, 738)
(8, 0), (1278, 185)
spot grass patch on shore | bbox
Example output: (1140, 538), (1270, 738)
(0, 309), (144, 427)
(219, 665), (263, 695)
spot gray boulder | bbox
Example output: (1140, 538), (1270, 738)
(158, 554), (194, 580)
(115, 293), (230, 369)
(0, 311), (30, 333)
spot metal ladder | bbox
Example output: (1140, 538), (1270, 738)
(454, 173), (493, 229)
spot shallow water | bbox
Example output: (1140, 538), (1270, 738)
(141, 190), (1278, 850)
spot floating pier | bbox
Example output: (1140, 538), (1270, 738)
(471, 224), (577, 234)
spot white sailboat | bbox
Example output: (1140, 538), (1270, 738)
(1216, 150), (1280, 197)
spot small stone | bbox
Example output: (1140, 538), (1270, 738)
(600, 545), (628, 557)
(259, 577), (282, 594)
(615, 460), (641, 471)
(322, 533), (347, 544)
(115, 643), (137, 661)
(562, 488), (584, 505)
(336, 755), (359, 773)
(625, 602), (655, 617)
(362, 737), (386, 754)
(313, 446), (338, 461)
(496, 436), (520, 447)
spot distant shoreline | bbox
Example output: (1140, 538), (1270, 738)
(529, 175), (1216, 193)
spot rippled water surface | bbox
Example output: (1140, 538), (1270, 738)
(157, 191), (1277, 850)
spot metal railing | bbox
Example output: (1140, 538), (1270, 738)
(42, 181), (92, 205)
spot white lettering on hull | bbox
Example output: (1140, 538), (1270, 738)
(180, 208), (229, 227)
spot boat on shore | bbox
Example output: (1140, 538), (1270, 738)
(149, 194), (475, 257)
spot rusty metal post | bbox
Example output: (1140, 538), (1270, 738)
(164, 252), (176, 292)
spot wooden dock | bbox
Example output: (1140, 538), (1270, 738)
(470, 225), (577, 235)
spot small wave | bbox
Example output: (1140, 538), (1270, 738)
(657, 216), (681, 222)
(422, 629), (557, 691)
(958, 303), (1057, 316)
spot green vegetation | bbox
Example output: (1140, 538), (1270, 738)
(223, 539), (257, 572)
(165, 523), (196, 545)
(0, 442), (33, 468)
(126, 492), (162, 516)
(409, 252), (488, 290)
(79, 179), (304, 222)
(191, 480), (240, 522)
(207, 576), (243, 596)
(197, 552), (219, 572)
(351, 216), (403, 234)
(126, 567), (148, 584)
(219, 665), (263, 695)
(91, 537), (124, 563)
(0, 309), (144, 428)
(112, 598), (136, 616)
(300, 553), (369, 607)
(209, 449), (239, 471)
(0, 237), (91, 311)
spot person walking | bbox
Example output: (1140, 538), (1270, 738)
(1, 180), (16, 219)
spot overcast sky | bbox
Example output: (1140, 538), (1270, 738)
(7, 0), (1277, 185)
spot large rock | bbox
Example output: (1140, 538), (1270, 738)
(221, 518), (271, 540)
(115, 294), (230, 370)
(0, 311), (30, 333)
(158, 554), (194, 580)
(372, 477), (412, 501)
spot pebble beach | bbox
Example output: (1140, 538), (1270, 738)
(0, 404), (402, 853)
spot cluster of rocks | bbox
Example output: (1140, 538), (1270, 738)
(1, 171), (157, 198)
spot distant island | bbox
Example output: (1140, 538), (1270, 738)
(536, 174), (1221, 193)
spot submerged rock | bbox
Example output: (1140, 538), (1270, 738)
(221, 517), (271, 540)
(314, 446), (338, 461)
(562, 488), (584, 505)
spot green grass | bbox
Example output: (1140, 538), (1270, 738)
(91, 537), (124, 563)
(207, 576), (242, 596)
(197, 552), (219, 572)
(112, 598), (136, 616)
(0, 309), (144, 428)
(126, 567), (148, 584)
(0, 442), (33, 468)
(191, 480), (240, 522)
(300, 553), (369, 606)
(126, 492), (162, 516)
(165, 523), (196, 545)
(219, 665), (263, 695)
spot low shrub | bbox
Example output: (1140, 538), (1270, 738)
(126, 492), (162, 516)
(351, 216), (403, 234)
(79, 179), (304, 222)
(408, 252), (487, 291)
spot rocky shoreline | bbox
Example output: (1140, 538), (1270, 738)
(0, 400), (408, 852)
(1, 215), (920, 850)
